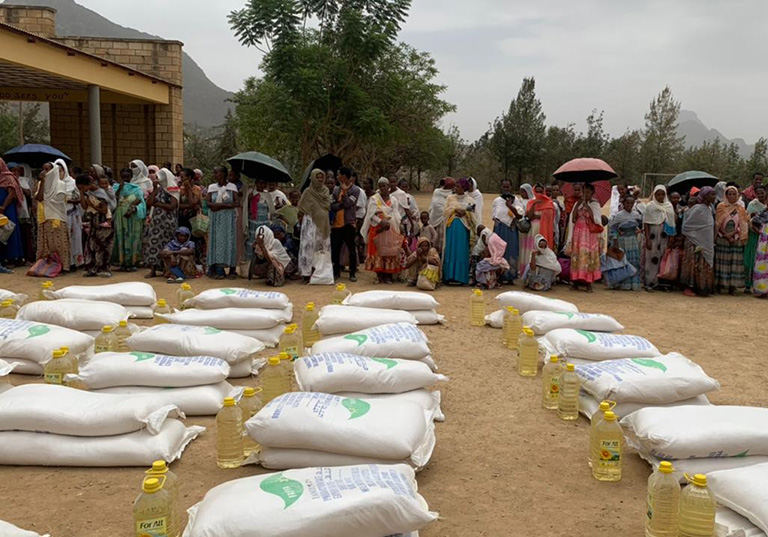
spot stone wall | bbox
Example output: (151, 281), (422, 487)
(0, 5), (56, 38)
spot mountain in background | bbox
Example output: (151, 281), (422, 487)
(678, 109), (754, 158)
(3, 0), (234, 127)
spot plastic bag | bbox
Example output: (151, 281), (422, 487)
(658, 248), (681, 281)
(309, 250), (334, 285)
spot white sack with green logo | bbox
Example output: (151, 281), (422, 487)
(229, 325), (284, 347)
(495, 291), (578, 314)
(315, 305), (417, 336)
(336, 390), (444, 422)
(0, 319), (93, 365)
(294, 353), (446, 394)
(183, 464), (437, 537)
(575, 353), (719, 404)
(0, 384), (181, 436)
(521, 310), (623, 335)
(343, 290), (439, 311)
(127, 324), (264, 363)
(579, 392), (710, 421)
(246, 392), (435, 468)
(17, 298), (131, 331)
(622, 406), (768, 459)
(0, 418), (203, 467)
(44, 281), (156, 306)
(156, 306), (292, 330)
(310, 323), (431, 360)
(544, 328), (660, 361)
(94, 382), (242, 416)
(69, 351), (231, 389)
(183, 287), (290, 310)
(709, 462), (768, 536)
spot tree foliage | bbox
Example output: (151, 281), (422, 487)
(0, 102), (50, 155)
(641, 86), (686, 174)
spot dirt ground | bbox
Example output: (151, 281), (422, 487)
(1, 192), (766, 536)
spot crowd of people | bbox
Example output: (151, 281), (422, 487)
(0, 155), (765, 297)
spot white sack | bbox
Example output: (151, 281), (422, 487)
(246, 392), (435, 468)
(410, 310), (445, 325)
(0, 419), (203, 467)
(521, 310), (623, 335)
(0, 358), (41, 375)
(709, 462), (768, 535)
(183, 464), (437, 537)
(575, 353), (719, 404)
(158, 306), (292, 330)
(311, 323), (431, 360)
(69, 351), (230, 389)
(545, 329), (660, 361)
(127, 324), (265, 363)
(343, 290), (439, 311)
(295, 353), (446, 394)
(16, 299), (131, 332)
(229, 326), (284, 347)
(125, 305), (154, 319)
(45, 282), (156, 306)
(485, 309), (504, 328)
(622, 406), (768, 459)
(315, 305), (417, 336)
(82, 322), (140, 339)
(0, 384), (181, 436)
(95, 382), (242, 416)
(495, 291), (578, 314)
(257, 447), (393, 470)
(336, 390), (444, 422)
(228, 359), (256, 379)
(0, 319), (93, 364)
(0, 520), (48, 537)
(185, 288), (290, 310)
(644, 453), (768, 484)
(579, 392), (710, 421)
(717, 507), (767, 537)
(0, 289), (28, 306)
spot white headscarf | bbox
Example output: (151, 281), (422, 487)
(428, 185), (453, 227)
(469, 177), (484, 223)
(157, 168), (180, 200)
(255, 225), (292, 274)
(41, 163), (67, 222)
(643, 185), (676, 227)
(130, 159), (153, 196)
(54, 158), (76, 197)
(533, 234), (562, 274)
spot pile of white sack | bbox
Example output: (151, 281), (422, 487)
(44, 282), (157, 319)
(0, 319), (93, 375)
(485, 291), (579, 327)
(0, 384), (202, 466)
(0, 288), (28, 306)
(0, 519), (48, 537)
(342, 290), (444, 326)
(710, 465), (768, 537)
(68, 351), (242, 416)
(16, 298), (139, 337)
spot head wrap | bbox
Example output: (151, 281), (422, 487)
(520, 183), (534, 200)
(377, 177), (389, 187)
(297, 168), (332, 238)
(443, 177), (456, 190)
(0, 158), (23, 207)
(533, 234), (562, 274)
(457, 178), (470, 191)
(167, 227), (194, 252)
(698, 186), (715, 203)
(255, 225), (292, 275)
(643, 185), (676, 227)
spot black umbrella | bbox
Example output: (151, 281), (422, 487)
(666, 170), (719, 194)
(300, 154), (343, 191)
(227, 151), (292, 183)
(3, 143), (71, 168)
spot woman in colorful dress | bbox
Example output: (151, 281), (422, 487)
(681, 186), (717, 297)
(55, 159), (83, 269)
(0, 158), (25, 267)
(35, 162), (70, 271)
(242, 179), (274, 271)
(714, 185), (748, 294)
(297, 169), (332, 281)
(143, 168), (178, 278)
(129, 159), (153, 199)
(111, 167), (146, 272)
(642, 185), (676, 291)
(607, 195), (643, 290)
(491, 179), (522, 283)
(177, 168), (205, 270)
(440, 178), (475, 285)
(82, 172), (116, 277)
(516, 183), (535, 277)
(207, 166), (239, 279)
(522, 234), (561, 291)
(567, 183), (602, 292)
(744, 185), (766, 293)
(361, 177), (405, 283)
(520, 183), (556, 276)
(751, 206), (768, 298)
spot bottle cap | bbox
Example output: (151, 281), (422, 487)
(268, 356), (281, 365)
(181, 283), (191, 290)
(336, 283), (346, 291)
(43, 281), (53, 288)
(566, 363), (575, 371)
(102, 325), (114, 333)
(599, 401), (611, 411)
(659, 461), (674, 474)
(283, 325), (292, 334)
(157, 299), (167, 307)
(603, 411), (617, 421)
(506, 306), (514, 312)
(549, 355), (559, 363)
(60, 346), (69, 353)
(0, 300), (11, 307)
(691, 474), (707, 487)
(523, 327), (533, 336)
(473, 289), (482, 296)
(52, 349), (65, 359)
(118, 320), (127, 327)
(278, 352), (290, 360)
(243, 387), (260, 397)
(142, 477), (163, 493)
(149, 460), (168, 474)
(223, 397), (236, 407)
(306, 302), (315, 310)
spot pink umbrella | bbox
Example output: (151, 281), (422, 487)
(553, 158), (618, 183)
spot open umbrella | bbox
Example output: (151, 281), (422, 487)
(559, 180), (612, 207)
(666, 170), (719, 195)
(3, 144), (71, 168)
(553, 158), (618, 183)
(227, 151), (292, 183)
(300, 154), (343, 191)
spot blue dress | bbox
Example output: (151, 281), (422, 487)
(0, 188), (24, 262)
(443, 219), (470, 284)
(493, 221), (519, 283)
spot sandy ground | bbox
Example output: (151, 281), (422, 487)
(1, 192), (767, 536)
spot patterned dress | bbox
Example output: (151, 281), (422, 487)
(642, 223), (668, 288)
(206, 184), (238, 268)
(570, 205), (601, 283)
(609, 219), (642, 290)
(753, 216), (768, 296)
(142, 188), (177, 270)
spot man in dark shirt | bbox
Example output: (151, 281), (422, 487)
(331, 167), (362, 282)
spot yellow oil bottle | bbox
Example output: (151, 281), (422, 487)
(145, 461), (180, 537)
(517, 327), (539, 377)
(302, 302), (320, 349)
(541, 355), (563, 409)
(39, 280), (54, 301)
(591, 410), (622, 482)
(279, 324), (301, 361)
(678, 474), (716, 537)
(0, 300), (15, 319)
(589, 400), (615, 468)
(94, 325), (118, 354)
(44, 348), (78, 386)
(469, 289), (485, 327)
(259, 356), (291, 404)
(506, 308), (523, 350)
(176, 283), (195, 310)
(153, 299), (172, 325)
(216, 397), (244, 469)
(645, 461), (680, 537)
(331, 283), (349, 305)
(239, 387), (264, 457)
(116, 320), (132, 352)
(133, 476), (171, 537)
(557, 363), (580, 421)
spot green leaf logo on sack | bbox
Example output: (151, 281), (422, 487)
(130, 352), (156, 362)
(343, 334), (368, 346)
(371, 357), (398, 369)
(735, 450), (750, 457)
(576, 329), (597, 343)
(220, 289), (237, 295)
(203, 327), (222, 335)
(554, 312), (575, 319)
(631, 358), (667, 373)
(26, 325), (50, 338)
(341, 398), (371, 419)
(259, 473), (304, 509)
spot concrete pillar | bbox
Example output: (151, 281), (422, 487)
(88, 84), (102, 165)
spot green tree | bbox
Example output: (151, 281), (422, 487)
(577, 109), (609, 158)
(0, 102), (50, 154)
(605, 129), (642, 182)
(641, 86), (685, 173)
(746, 137), (768, 176)
(541, 124), (578, 179)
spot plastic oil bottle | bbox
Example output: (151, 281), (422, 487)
(216, 397), (244, 469)
(501, 306), (512, 346)
(44, 348), (78, 385)
(239, 387), (264, 457)
(506, 308), (523, 350)
(589, 400), (615, 468)
(259, 356), (291, 403)
(557, 363), (580, 421)
(541, 355), (564, 409)
(94, 325), (118, 353)
(645, 461), (680, 537)
(0, 300), (16, 319)
(279, 325), (301, 361)
(116, 320), (132, 352)
(176, 283), (195, 310)
(39, 280), (54, 301)
(517, 327), (539, 377)
(133, 476), (172, 537)
(469, 289), (485, 327)
(153, 299), (172, 324)
(678, 474), (716, 537)
(331, 283), (349, 305)
(145, 461), (180, 537)
(591, 410), (623, 482)
(302, 302), (320, 349)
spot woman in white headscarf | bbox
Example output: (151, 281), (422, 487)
(642, 184), (676, 290)
(361, 177), (405, 283)
(142, 168), (179, 278)
(427, 177), (455, 256)
(468, 177), (484, 224)
(250, 224), (295, 286)
(522, 234), (561, 291)
(34, 162), (70, 271)
(54, 158), (83, 268)
(565, 183), (602, 292)
(129, 159), (153, 198)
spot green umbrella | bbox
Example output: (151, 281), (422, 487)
(227, 151), (292, 183)
(667, 171), (719, 194)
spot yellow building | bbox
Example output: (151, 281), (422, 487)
(0, 4), (183, 171)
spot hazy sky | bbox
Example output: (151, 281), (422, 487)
(75, 0), (767, 143)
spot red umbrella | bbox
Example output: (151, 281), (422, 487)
(553, 157), (618, 183)
(559, 180), (612, 207)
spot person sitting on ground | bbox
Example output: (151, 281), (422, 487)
(470, 224), (492, 284)
(522, 234), (562, 291)
(250, 224), (295, 287)
(475, 230), (510, 289)
(405, 236), (441, 290)
(160, 226), (196, 283)
(417, 211), (437, 246)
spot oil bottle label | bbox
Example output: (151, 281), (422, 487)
(547, 377), (560, 398)
(135, 515), (168, 536)
(284, 346), (299, 359)
(44, 373), (62, 385)
(599, 440), (621, 466)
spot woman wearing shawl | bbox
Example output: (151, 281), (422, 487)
(129, 159), (153, 198)
(112, 167), (147, 272)
(148, 165), (159, 182)
(441, 178), (476, 285)
(523, 235), (561, 291)
(468, 178), (484, 224)
(520, 183), (556, 277)
(745, 185), (767, 293)
(475, 231), (510, 289)
(681, 186), (717, 297)
(207, 166), (239, 279)
(143, 168), (179, 278)
(566, 183), (602, 292)
(714, 185), (748, 294)
(491, 179), (522, 283)
(642, 185), (676, 290)
(0, 159), (24, 266)
(390, 178), (420, 251)
(160, 226), (196, 282)
(297, 169), (332, 280)
(428, 177), (455, 257)
(242, 179), (275, 269)
(177, 168), (205, 269)
(55, 159), (83, 268)
(751, 204), (768, 298)
(361, 177), (404, 283)
(516, 183), (535, 277)
(35, 162), (70, 271)
(405, 236), (441, 289)
(8, 162), (36, 263)
(607, 194), (643, 290)
(250, 224), (295, 286)
(82, 172), (116, 277)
